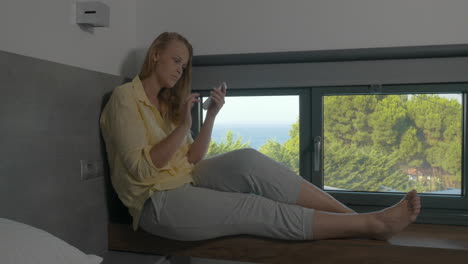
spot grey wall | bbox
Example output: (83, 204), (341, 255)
(0, 50), (250, 264)
(0, 50), (161, 263)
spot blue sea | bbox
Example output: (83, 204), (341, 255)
(211, 123), (293, 149)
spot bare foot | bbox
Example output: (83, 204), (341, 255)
(371, 189), (421, 240)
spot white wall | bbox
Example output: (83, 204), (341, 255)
(2, 0), (468, 77)
(0, 0), (136, 77)
(136, 0), (468, 56)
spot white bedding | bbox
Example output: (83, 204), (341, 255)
(0, 218), (102, 264)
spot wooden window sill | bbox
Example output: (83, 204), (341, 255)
(108, 223), (468, 263)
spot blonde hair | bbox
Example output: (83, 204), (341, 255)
(139, 32), (193, 125)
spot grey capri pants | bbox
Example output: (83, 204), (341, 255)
(139, 148), (314, 241)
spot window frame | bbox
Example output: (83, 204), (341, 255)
(311, 83), (468, 223)
(192, 87), (312, 181)
(191, 45), (468, 225)
(192, 83), (468, 224)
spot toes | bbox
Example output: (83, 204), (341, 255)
(411, 198), (421, 215)
(406, 192), (421, 215)
(413, 196), (421, 207)
(407, 190), (419, 202)
(405, 189), (417, 200)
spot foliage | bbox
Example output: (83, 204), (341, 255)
(324, 142), (410, 192)
(324, 94), (461, 192)
(207, 94), (462, 193)
(258, 119), (300, 173)
(206, 130), (251, 158)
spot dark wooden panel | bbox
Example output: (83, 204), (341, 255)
(108, 223), (468, 263)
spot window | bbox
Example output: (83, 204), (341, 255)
(200, 93), (301, 173)
(192, 50), (468, 224)
(323, 93), (462, 195)
(311, 84), (468, 213)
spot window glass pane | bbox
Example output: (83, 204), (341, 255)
(204, 95), (300, 173)
(323, 94), (462, 195)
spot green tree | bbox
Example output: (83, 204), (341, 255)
(206, 130), (251, 158)
(407, 95), (462, 189)
(398, 127), (423, 167)
(324, 142), (411, 192)
(259, 119), (300, 173)
(324, 94), (462, 192)
(208, 93), (462, 192)
(368, 95), (409, 153)
(324, 95), (377, 147)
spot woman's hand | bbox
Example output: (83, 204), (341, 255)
(187, 87), (225, 164)
(181, 93), (200, 130)
(206, 85), (226, 118)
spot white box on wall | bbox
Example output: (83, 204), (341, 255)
(75, 1), (109, 27)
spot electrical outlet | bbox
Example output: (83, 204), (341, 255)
(80, 160), (104, 180)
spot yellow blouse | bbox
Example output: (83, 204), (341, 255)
(100, 76), (195, 230)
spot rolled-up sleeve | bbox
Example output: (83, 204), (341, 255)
(104, 88), (171, 181)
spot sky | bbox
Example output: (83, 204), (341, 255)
(202, 93), (462, 125)
(427, 93), (462, 103)
(203, 95), (299, 125)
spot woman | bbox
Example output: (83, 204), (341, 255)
(100, 32), (421, 241)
